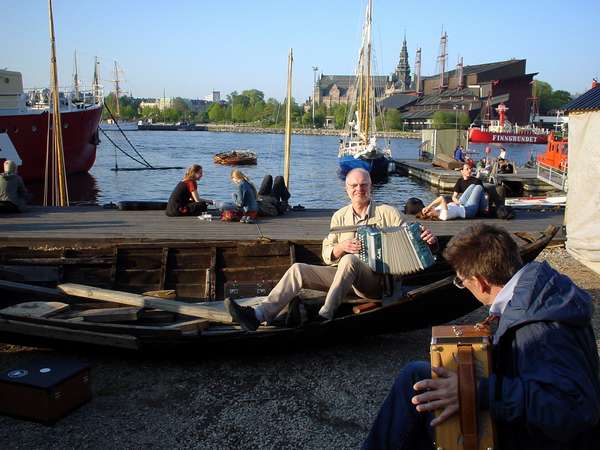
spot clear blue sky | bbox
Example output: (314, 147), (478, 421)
(3, 0), (598, 101)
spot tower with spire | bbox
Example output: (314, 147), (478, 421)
(387, 34), (412, 94)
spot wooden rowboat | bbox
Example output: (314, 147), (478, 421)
(213, 150), (257, 166)
(0, 226), (558, 351)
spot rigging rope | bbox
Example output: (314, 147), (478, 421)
(99, 127), (151, 168)
(103, 102), (154, 168)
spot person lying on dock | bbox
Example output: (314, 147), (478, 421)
(225, 168), (438, 331)
(361, 224), (600, 450)
(165, 164), (213, 217)
(0, 160), (28, 213)
(416, 183), (486, 221)
(257, 174), (291, 215)
(230, 169), (258, 223)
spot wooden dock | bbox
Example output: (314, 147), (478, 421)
(395, 159), (558, 195)
(0, 206), (565, 245)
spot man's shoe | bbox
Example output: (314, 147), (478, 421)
(224, 298), (260, 331)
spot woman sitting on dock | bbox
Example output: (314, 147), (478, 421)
(230, 169), (258, 223)
(165, 164), (212, 217)
(416, 184), (486, 221)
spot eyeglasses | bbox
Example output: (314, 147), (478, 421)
(453, 275), (466, 289)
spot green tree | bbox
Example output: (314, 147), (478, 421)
(432, 111), (470, 129)
(384, 109), (403, 130)
(207, 102), (225, 122)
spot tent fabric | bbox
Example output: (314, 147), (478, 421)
(566, 110), (600, 274)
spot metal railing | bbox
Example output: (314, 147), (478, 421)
(537, 162), (568, 191)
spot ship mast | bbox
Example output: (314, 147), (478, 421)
(92, 56), (101, 102)
(283, 48), (293, 189)
(363, 0), (372, 143)
(113, 61), (121, 118)
(414, 47), (422, 95)
(46, 0), (69, 207)
(73, 50), (80, 99)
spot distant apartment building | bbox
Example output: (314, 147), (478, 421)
(204, 91), (221, 102)
(139, 97), (173, 111)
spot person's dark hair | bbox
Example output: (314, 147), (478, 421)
(404, 197), (425, 215)
(443, 224), (522, 285)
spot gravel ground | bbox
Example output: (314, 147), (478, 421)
(1, 247), (599, 449)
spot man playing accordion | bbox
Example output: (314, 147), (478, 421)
(362, 224), (600, 450)
(226, 168), (437, 331)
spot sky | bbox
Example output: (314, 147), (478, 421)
(3, 0), (599, 101)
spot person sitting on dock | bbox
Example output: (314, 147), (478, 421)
(452, 163), (483, 204)
(230, 169), (258, 224)
(257, 174), (291, 215)
(225, 168), (438, 331)
(361, 224), (600, 450)
(165, 164), (212, 217)
(0, 160), (28, 213)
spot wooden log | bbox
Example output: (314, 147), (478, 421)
(142, 289), (176, 299)
(0, 318), (139, 350)
(58, 283), (233, 324)
(0, 302), (70, 318)
(77, 307), (141, 323)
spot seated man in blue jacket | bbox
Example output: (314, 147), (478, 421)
(362, 224), (600, 450)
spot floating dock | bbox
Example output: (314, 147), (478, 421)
(394, 159), (559, 195)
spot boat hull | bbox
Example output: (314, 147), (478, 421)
(338, 155), (391, 179)
(0, 105), (103, 182)
(468, 128), (547, 144)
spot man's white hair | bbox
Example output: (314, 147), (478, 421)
(345, 168), (371, 184)
(3, 160), (16, 175)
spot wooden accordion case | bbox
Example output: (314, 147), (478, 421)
(430, 324), (495, 450)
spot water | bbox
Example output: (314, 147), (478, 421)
(31, 130), (547, 209)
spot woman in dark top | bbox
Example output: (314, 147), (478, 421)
(166, 164), (212, 216)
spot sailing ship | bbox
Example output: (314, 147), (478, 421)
(468, 103), (548, 144)
(338, 0), (392, 178)
(0, 67), (103, 183)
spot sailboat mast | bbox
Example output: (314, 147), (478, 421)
(113, 61), (121, 118)
(283, 48), (293, 189)
(363, 0), (372, 142)
(47, 0), (69, 207)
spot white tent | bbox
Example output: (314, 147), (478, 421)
(565, 83), (600, 274)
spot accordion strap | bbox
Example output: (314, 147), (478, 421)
(457, 345), (478, 450)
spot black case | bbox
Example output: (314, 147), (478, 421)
(0, 360), (91, 424)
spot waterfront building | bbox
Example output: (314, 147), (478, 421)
(313, 75), (388, 108)
(386, 36), (413, 95)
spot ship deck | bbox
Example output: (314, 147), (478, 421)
(0, 206), (565, 245)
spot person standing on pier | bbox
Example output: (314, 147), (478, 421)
(225, 168), (438, 330)
(166, 164), (212, 217)
(0, 160), (27, 213)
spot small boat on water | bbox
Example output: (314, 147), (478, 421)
(0, 225), (557, 351)
(337, 0), (393, 179)
(468, 103), (548, 144)
(536, 130), (568, 191)
(213, 150), (257, 166)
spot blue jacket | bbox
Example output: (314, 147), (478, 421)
(479, 261), (600, 449)
(233, 180), (258, 213)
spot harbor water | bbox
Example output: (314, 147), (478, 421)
(31, 130), (546, 210)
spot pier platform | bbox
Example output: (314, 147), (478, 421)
(395, 159), (558, 195)
(0, 206), (565, 245)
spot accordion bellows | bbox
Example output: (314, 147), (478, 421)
(357, 223), (435, 275)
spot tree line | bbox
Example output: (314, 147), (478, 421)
(101, 80), (573, 129)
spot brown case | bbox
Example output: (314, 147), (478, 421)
(430, 325), (495, 450)
(0, 361), (91, 424)
(223, 280), (277, 299)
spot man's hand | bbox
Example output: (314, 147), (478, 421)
(333, 238), (362, 258)
(420, 226), (437, 246)
(411, 366), (459, 426)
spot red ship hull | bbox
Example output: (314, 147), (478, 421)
(0, 105), (102, 182)
(469, 128), (548, 144)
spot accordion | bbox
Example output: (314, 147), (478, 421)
(430, 324), (496, 450)
(356, 223), (435, 275)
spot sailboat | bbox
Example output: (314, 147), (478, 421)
(338, 0), (392, 179)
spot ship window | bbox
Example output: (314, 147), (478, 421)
(3, 78), (9, 84)
(32, 125), (37, 132)
(63, 123), (69, 129)
(13, 128), (19, 134)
